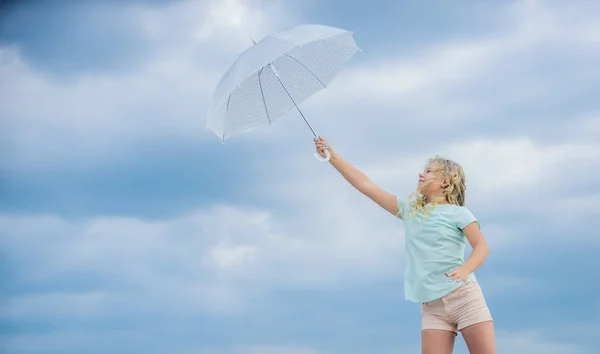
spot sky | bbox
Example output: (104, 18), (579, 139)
(1, 0), (599, 353)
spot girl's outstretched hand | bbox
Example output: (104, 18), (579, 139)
(314, 136), (333, 159)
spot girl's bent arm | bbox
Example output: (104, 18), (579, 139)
(328, 150), (399, 217)
(461, 222), (490, 273)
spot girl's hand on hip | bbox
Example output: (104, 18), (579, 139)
(446, 267), (470, 283)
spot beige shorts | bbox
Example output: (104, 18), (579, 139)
(421, 282), (493, 334)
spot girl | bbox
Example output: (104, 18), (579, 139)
(314, 137), (496, 354)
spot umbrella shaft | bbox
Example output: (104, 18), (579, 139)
(269, 64), (318, 138)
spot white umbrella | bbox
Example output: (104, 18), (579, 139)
(206, 24), (360, 161)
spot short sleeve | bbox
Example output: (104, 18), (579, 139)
(396, 196), (410, 219)
(454, 206), (479, 230)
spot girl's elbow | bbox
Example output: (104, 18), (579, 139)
(483, 244), (490, 257)
(475, 242), (490, 256)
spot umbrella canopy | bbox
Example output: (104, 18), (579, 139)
(205, 24), (360, 160)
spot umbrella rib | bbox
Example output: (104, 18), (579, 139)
(269, 63), (317, 137)
(284, 54), (327, 89)
(257, 68), (272, 125)
(223, 93), (232, 142)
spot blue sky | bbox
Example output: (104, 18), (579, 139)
(1, 0), (599, 353)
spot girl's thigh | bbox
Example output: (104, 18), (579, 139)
(461, 321), (496, 354)
(422, 329), (456, 354)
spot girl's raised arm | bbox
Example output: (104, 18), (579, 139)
(315, 137), (400, 217)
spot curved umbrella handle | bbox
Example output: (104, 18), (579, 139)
(314, 149), (331, 162)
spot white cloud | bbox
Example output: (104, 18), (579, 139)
(326, 136), (600, 213)
(130, 0), (291, 50)
(256, 133), (600, 260)
(440, 138), (599, 195)
(329, 38), (512, 106)
(193, 0), (270, 42)
(286, 0), (600, 147)
(0, 197), (404, 320)
(2, 1), (599, 353)
(4, 96), (597, 347)
(3, 0), (599, 173)
(0, 0), (297, 170)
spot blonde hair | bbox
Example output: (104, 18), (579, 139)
(404, 156), (466, 218)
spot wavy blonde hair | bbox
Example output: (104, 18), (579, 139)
(405, 156), (467, 218)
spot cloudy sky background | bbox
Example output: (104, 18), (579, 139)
(1, 0), (599, 353)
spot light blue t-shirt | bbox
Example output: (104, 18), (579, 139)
(397, 197), (478, 303)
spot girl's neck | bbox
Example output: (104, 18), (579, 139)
(426, 195), (448, 205)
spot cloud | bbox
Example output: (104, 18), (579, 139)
(2, 196), (597, 353)
(0, 195), (404, 353)
(2, 0), (600, 353)
(3, 0), (599, 172)
(0, 197), (404, 322)
(290, 0), (600, 149)
(0, 0), (298, 170)
(280, 134), (600, 220)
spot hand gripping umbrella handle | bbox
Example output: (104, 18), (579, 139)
(314, 149), (331, 162)
(313, 136), (331, 162)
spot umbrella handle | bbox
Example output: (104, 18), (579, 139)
(314, 149), (331, 162)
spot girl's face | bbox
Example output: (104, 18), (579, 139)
(418, 163), (446, 199)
